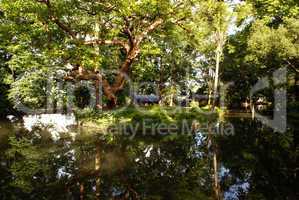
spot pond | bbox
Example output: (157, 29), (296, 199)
(0, 113), (296, 200)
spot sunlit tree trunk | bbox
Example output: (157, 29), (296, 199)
(159, 57), (164, 105)
(211, 29), (225, 200)
(169, 62), (175, 107)
(212, 31), (224, 110)
(208, 73), (213, 106)
(250, 98), (255, 119)
(94, 79), (101, 109)
(169, 92), (174, 107)
(94, 22), (102, 110)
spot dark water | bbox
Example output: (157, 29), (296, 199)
(0, 115), (296, 200)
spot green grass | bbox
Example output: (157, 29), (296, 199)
(74, 105), (218, 132)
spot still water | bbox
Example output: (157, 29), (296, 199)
(0, 114), (296, 200)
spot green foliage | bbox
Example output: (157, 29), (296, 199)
(5, 136), (47, 193)
(0, 0), (298, 199)
(246, 18), (299, 64)
(0, 0), (214, 110)
(247, 0), (299, 24)
(222, 0), (299, 108)
(9, 69), (48, 109)
(73, 107), (99, 120)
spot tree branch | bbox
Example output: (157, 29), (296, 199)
(123, 16), (134, 46)
(84, 39), (130, 53)
(94, 1), (116, 12)
(51, 17), (77, 38)
(64, 66), (117, 106)
(110, 18), (164, 93)
(38, 0), (129, 52)
(135, 18), (163, 45)
(37, 0), (77, 39)
(73, 1), (97, 16)
(286, 60), (299, 73)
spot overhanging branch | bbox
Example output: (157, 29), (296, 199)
(85, 39), (130, 53)
(37, 0), (77, 39)
(135, 18), (163, 44)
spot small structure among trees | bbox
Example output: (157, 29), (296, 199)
(133, 94), (160, 105)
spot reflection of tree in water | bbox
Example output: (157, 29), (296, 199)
(218, 118), (296, 200)
(0, 124), (214, 199)
(0, 117), (296, 200)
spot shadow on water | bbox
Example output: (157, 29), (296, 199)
(0, 113), (296, 200)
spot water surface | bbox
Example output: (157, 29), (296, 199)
(0, 114), (296, 200)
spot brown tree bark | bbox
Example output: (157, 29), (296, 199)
(158, 57), (164, 103)
(94, 79), (101, 109)
(65, 65), (117, 108)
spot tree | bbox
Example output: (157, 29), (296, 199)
(222, 0), (299, 108)
(1, 0), (202, 108)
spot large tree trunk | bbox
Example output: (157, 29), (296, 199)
(111, 47), (139, 92)
(105, 46), (140, 107)
(64, 48), (140, 109)
(65, 66), (117, 108)
(94, 79), (102, 109)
